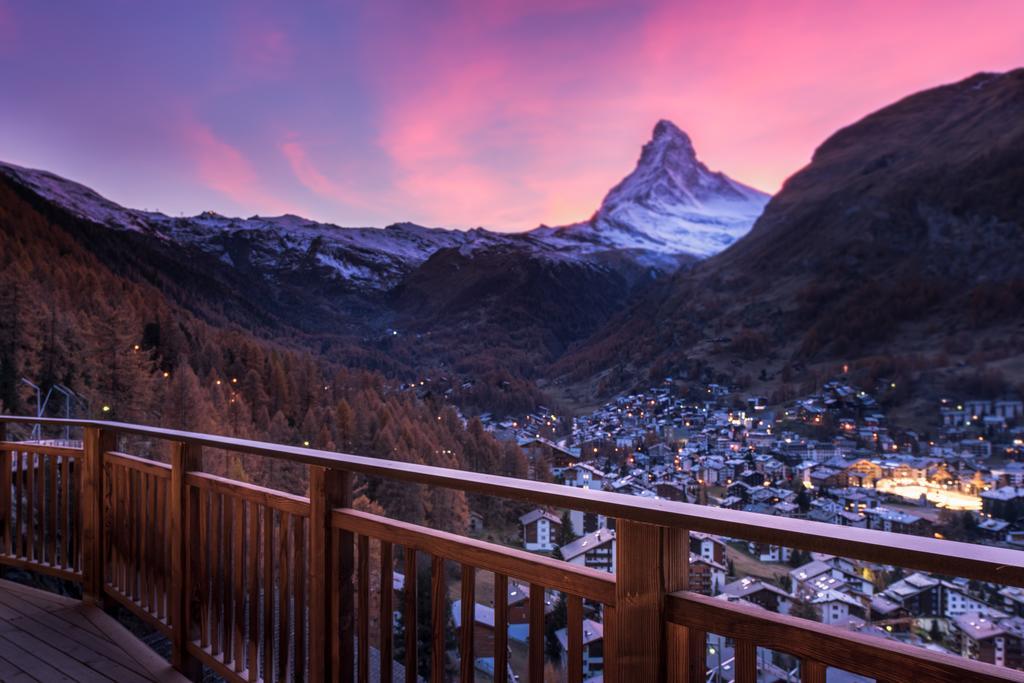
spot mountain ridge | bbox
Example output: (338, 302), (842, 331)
(556, 69), (1024, 405)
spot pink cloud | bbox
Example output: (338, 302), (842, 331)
(181, 118), (296, 216)
(358, 0), (1024, 230)
(0, 1), (15, 50)
(279, 137), (370, 209)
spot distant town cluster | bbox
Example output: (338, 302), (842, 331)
(473, 378), (1024, 676)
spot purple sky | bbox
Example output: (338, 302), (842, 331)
(1, 1), (1022, 230)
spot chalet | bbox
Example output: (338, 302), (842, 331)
(982, 486), (1024, 522)
(809, 466), (842, 489)
(653, 480), (689, 502)
(562, 463), (608, 491)
(942, 581), (994, 618)
(646, 442), (674, 464)
(884, 573), (942, 617)
(560, 528), (616, 573)
(519, 436), (578, 474)
(870, 594), (907, 625)
(721, 577), (794, 615)
(863, 507), (929, 536)
(812, 589), (866, 626)
(977, 518), (1010, 539)
(844, 459), (884, 487)
(960, 438), (993, 459)
(519, 508), (562, 551)
(952, 613), (1024, 669)
(1000, 587), (1024, 618)
(688, 553), (727, 595)
(452, 599), (497, 663)
(555, 619), (604, 678)
(963, 399), (1024, 420)
(747, 541), (792, 563)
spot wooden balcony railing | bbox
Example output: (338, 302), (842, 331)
(0, 416), (1023, 682)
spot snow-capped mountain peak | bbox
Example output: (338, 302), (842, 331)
(533, 120), (770, 259)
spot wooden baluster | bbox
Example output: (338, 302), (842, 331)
(120, 464), (129, 592)
(459, 564), (475, 683)
(262, 505), (273, 682)
(0, 439), (10, 557)
(171, 441), (202, 681)
(567, 594), (583, 683)
(293, 514), (307, 682)
(802, 659), (826, 683)
(280, 512), (292, 682)
(60, 455), (70, 571)
(46, 455), (56, 567)
(307, 466), (352, 683)
(148, 474), (157, 613)
(734, 638), (756, 683)
(353, 534), (367, 683)
(379, 540), (393, 683)
(602, 605), (617, 683)
(140, 471), (149, 611)
(679, 626), (707, 683)
(133, 470), (142, 601)
(84, 427), (116, 604)
(199, 487), (211, 649)
(617, 521), (689, 681)
(116, 464), (124, 593)
(223, 492), (234, 667)
(493, 573), (508, 683)
(431, 555), (445, 683)
(26, 449), (34, 562)
(14, 450), (22, 558)
(529, 583), (544, 683)
(157, 478), (167, 621)
(404, 549), (417, 683)
(233, 496), (245, 673)
(211, 491), (223, 658)
(102, 461), (112, 589)
(118, 465), (126, 594)
(247, 502), (259, 682)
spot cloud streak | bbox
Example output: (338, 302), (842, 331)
(3, 1), (1023, 229)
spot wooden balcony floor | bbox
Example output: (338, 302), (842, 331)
(0, 579), (187, 683)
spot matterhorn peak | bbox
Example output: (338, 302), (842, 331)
(538, 120), (772, 259)
(652, 119), (694, 148)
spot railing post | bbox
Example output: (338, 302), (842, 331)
(82, 426), (115, 606)
(171, 441), (202, 681)
(0, 421), (8, 566)
(615, 520), (689, 682)
(309, 465), (353, 682)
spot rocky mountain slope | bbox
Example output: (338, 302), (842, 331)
(532, 119), (768, 263)
(558, 70), (1024, 401)
(0, 121), (765, 394)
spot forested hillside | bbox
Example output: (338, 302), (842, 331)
(0, 177), (529, 533)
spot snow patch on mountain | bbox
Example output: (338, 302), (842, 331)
(532, 120), (769, 258)
(0, 120), (769, 288)
(0, 161), (509, 289)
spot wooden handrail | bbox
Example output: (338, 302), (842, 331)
(665, 591), (1024, 683)
(332, 508), (617, 605)
(2, 416), (1022, 588)
(2, 416), (1024, 680)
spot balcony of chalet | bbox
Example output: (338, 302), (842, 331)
(0, 415), (1022, 682)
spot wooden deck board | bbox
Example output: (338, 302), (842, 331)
(0, 579), (188, 682)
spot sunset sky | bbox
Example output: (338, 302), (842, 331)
(1, 1), (1022, 231)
